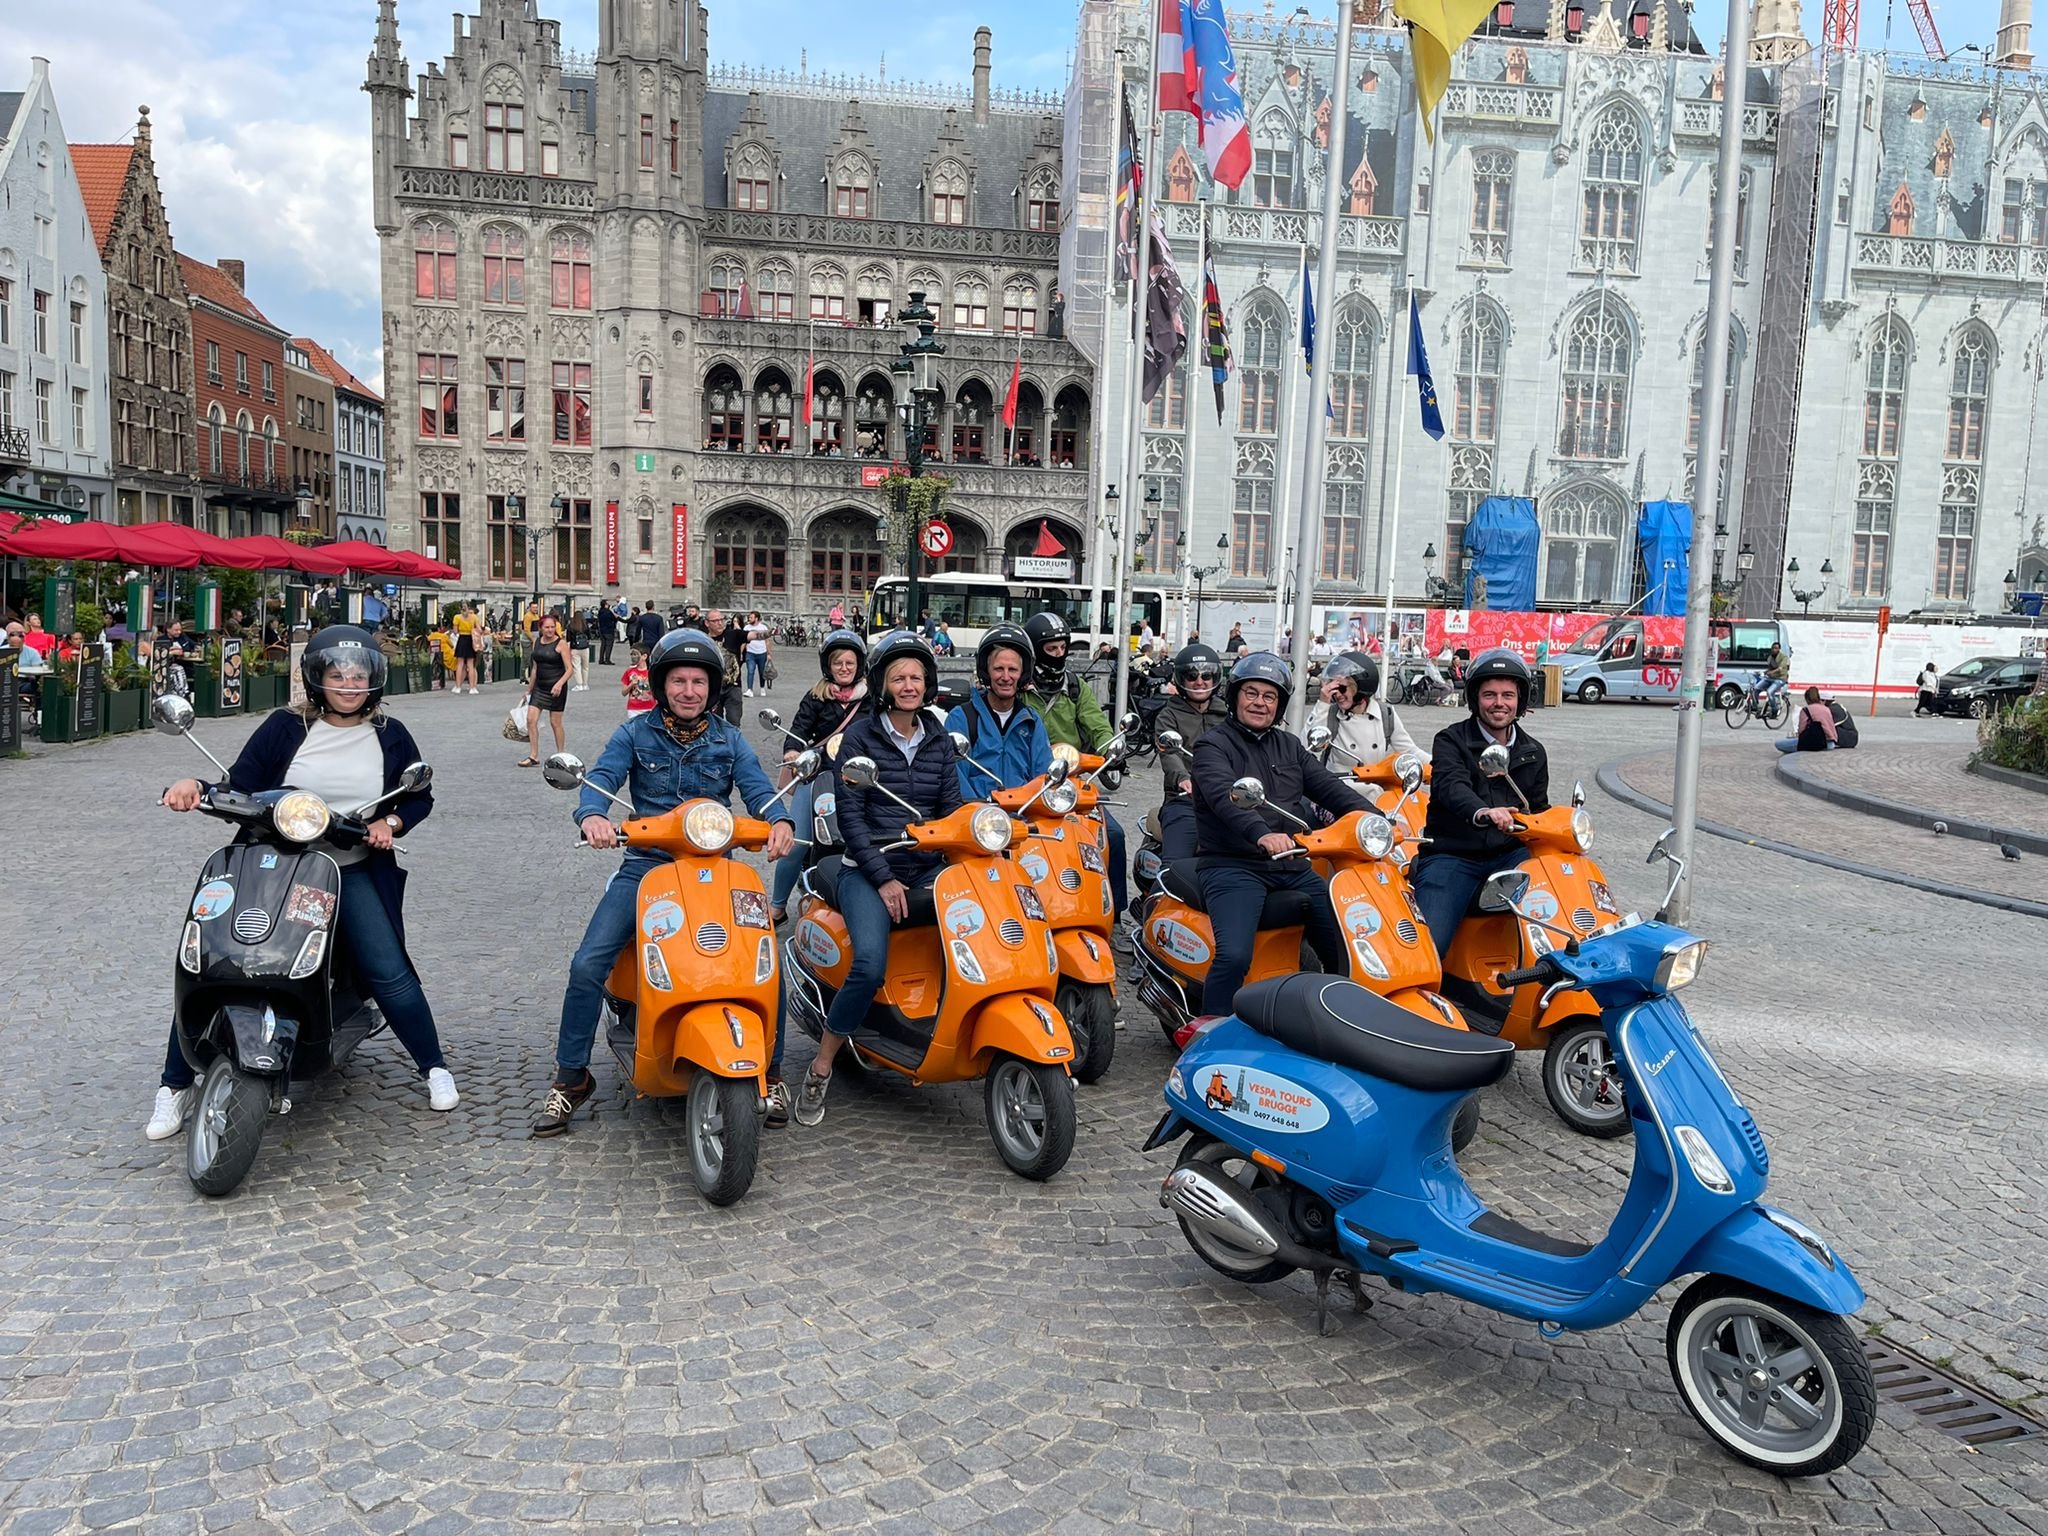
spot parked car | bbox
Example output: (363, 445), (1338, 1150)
(1934, 655), (2042, 717)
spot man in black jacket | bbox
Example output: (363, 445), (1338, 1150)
(1411, 648), (1550, 959)
(1190, 652), (1357, 1016)
(1153, 642), (1227, 859)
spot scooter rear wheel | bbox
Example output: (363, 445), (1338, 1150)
(1058, 980), (1117, 1085)
(1173, 1138), (1296, 1285)
(1542, 1019), (1633, 1139)
(1667, 1276), (1875, 1477)
(983, 1057), (1075, 1180)
(686, 1074), (760, 1207)
(186, 1054), (269, 1198)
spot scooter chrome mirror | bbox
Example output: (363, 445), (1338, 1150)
(1572, 780), (1587, 808)
(789, 749), (822, 783)
(1647, 827), (1677, 865)
(1478, 743), (1511, 777)
(839, 756), (879, 788)
(542, 752), (588, 791)
(1478, 869), (1532, 913)
(757, 707), (783, 731)
(948, 730), (973, 757)
(1229, 777), (1268, 809)
(1044, 757), (1070, 786)
(1155, 729), (1185, 754)
(152, 693), (195, 734)
(1119, 710), (1141, 733)
(1305, 725), (1333, 755)
(1394, 751), (1425, 792)
(397, 762), (434, 795)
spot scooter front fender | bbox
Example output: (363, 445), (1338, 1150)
(1675, 1204), (1867, 1316)
(1052, 928), (1118, 986)
(220, 1002), (294, 1076)
(662, 1001), (773, 1086)
(966, 993), (1075, 1072)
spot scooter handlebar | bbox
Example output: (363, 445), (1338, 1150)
(1495, 960), (1559, 988)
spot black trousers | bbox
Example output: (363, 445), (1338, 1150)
(598, 631), (616, 664)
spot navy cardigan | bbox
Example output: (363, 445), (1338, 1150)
(220, 709), (434, 948)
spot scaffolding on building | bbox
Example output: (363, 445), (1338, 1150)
(1059, 0), (1125, 370)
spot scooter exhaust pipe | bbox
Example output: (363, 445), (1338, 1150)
(1160, 1164), (1342, 1273)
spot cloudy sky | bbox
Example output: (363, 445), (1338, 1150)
(2, 0), (2011, 394)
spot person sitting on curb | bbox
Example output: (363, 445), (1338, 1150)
(1775, 687), (1838, 753)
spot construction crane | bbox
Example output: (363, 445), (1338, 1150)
(1822, 0), (1948, 59)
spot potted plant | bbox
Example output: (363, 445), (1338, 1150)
(105, 646), (148, 734)
(36, 669), (79, 744)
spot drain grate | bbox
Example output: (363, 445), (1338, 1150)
(1863, 1340), (2047, 1449)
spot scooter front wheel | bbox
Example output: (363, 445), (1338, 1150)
(686, 1073), (760, 1207)
(983, 1057), (1075, 1180)
(1172, 1139), (1296, 1285)
(1667, 1276), (1875, 1477)
(1541, 1019), (1633, 1139)
(186, 1055), (269, 1198)
(1057, 980), (1117, 1085)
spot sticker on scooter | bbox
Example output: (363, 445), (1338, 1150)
(944, 899), (986, 937)
(1519, 888), (1560, 923)
(260, 853), (278, 869)
(192, 879), (235, 921)
(1342, 900), (1382, 938)
(1021, 852), (1052, 883)
(1150, 918), (1212, 966)
(796, 919), (842, 969)
(1589, 878), (1619, 916)
(730, 890), (771, 930)
(284, 884), (335, 928)
(1078, 841), (1104, 873)
(642, 899), (685, 941)
(1198, 1063), (1330, 1134)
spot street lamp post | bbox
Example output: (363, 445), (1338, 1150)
(890, 291), (945, 634)
(1786, 555), (1831, 617)
(515, 493), (559, 613)
(1420, 541), (1458, 607)
(1178, 529), (1228, 642)
(2005, 567), (2021, 614)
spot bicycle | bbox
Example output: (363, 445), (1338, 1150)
(1724, 677), (1789, 730)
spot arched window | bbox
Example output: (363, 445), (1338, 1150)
(703, 363), (745, 451)
(1542, 485), (1626, 604)
(1685, 323), (1742, 498)
(833, 156), (871, 219)
(854, 371), (896, 457)
(709, 505), (789, 592)
(1231, 440), (1275, 578)
(732, 143), (773, 211)
(413, 220), (457, 301)
(930, 160), (968, 225)
(1024, 166), (1059, 231)
(263, 419), (280, 482)
(1237, 299), (1284, 433)
(1453, 300), (1504, 447)
(1322, 443), (1369, 582)
(206, 403), (224, 475)
(483, 70), (526, 173)
(709, 257), (746, 317)
(754, 367), (794, 451)
(1329, 302), (1375, 440)
(1469, 148), (1514, 266)
(234, 410), (253, 476)
(1579, 105), (1644, 273)
(808, 369), (845, 454)
(952, 379), (994, 462)
(808, 265), (846, 323)
(1938, 327), (1992, 602)
(1856, 320), (1910, 597)
(549, 230), (592, 311)
(1050, 385), (1089, 468)
(481, 225), (526, 306)
(1557, 294), (1633, 461)
(930, 518), (987, 575)
(856, 266), (893, 326)
(1001, 279), (1038, 336)
(1251, 112), (1295, 207)
(951, 274), (990, 331)
(757, 261), (795, 321)
(809, 510), (884, 594)
(1141, 437), (1184, 574)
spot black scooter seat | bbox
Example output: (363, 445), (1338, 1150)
(1163, 858), (1316, 930)
(1236, 974), (1515, 1093)
(808, 855), (938, 928)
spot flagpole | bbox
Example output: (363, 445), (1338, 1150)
(1285, 6), (1354, 734)
(1378, 288), (1411, 685)
(1269, 241), (1306, 652)
(1181, 199), (1208, 643)
(1114, 66), (1159, 728)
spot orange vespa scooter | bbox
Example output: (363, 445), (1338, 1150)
(545, 749), (815, 1205)
(782, 756), (1078, 1179)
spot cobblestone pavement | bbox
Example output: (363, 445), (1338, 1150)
(1788, 741), (2048, 840)
(0, 678), (2043, 1533)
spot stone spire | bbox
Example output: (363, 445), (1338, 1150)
(1996, 0), (2034, 69)
(1749, 0), (1811, 63)
(363, 0), (410, 236)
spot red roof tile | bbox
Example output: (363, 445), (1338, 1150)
(291, 336), (382, 404)
(69, 144), (134, 253)
(178, 254), (280, 331)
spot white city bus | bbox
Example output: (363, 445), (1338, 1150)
(869, 573), (1167, 656)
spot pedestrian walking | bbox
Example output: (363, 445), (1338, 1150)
(519, 615), (573, 766)
(703, 609), (746, 723)
(597, 598), (620, 666)
(743, 610), (772, 696)
(1915, 661), (1940, 717)
(567, 610), (592, 691)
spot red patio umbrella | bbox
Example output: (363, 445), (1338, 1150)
(0, 519), (193, 566)
(0, 509), (22, 536)
(388, 550), (460, 580)
(232, 535), (338, 574)
(313, 539), (414, 575)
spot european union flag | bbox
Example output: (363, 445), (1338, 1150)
(1406, 291), (1445, 441)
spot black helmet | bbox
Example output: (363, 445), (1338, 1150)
(865, 628), (938, 710)
(1324, 650), (1380, 700)
(1463, 646), (1535, 716)
(976, 622), (1034, 686)
(1173, 642), (1222, 692)
(817, 626), (867, 679)
(648, 627), (726, 717)
(1224, 650), (1293, 716)
(301, 626), (386, 715)
(1023, 611), (1071, 686)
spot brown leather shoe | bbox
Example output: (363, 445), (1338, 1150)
(530, 1070), (595, 1137)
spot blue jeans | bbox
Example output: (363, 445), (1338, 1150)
(770, 781), (816, 911)
(822, 863), (893, 1042)
(744, 652), (769, 689)
(161, 863), (445, 1088)
(1197, 857), (1350, 1016)
(1410, 848), (1530, 963)
(1103, 809), (1129, 917)
(555, 855), (787, 1078)
(1775, 738), (1836, 754)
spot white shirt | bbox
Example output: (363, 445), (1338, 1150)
(880, 710), (926, 764)
(745, 622), (771, 654)
(285, 720), (385, 864)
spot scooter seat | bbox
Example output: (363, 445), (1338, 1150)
(1236, 974), (1515, 1093)
(808, 856), (939, 928)
(1163, 859), (1318, 930)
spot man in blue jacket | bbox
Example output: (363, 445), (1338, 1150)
(943, 623), (1053, 800)
(535, 628), (795, 1137)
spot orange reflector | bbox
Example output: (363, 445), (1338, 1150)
(1250, 1149), (1286, 1176)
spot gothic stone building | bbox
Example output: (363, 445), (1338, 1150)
(367, 0), (1092, 611)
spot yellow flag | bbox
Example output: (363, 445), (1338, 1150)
(1393, 0), (1496, 142)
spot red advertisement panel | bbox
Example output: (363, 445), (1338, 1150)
(1422, 610), (1687, 662)
(671, 504), (689, 588)
(604, 500), (619, 585)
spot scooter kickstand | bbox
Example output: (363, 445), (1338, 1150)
(1313, 1269), (1373, 1336)
(1342, 1269), (1372, 1316)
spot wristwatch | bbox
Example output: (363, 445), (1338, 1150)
(383, 815), (403, 833)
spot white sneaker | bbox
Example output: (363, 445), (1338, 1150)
(744, 689), (755, 697)
(146, 1086), (191, 1141)
(427, 1068), (459, 1111)
(470, 687), (481, 695)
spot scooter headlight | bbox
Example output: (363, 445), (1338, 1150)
(273, 791), (332, 844)
(643, 941), (675, 991)
(1654, 938), (1707, 992)
(683, 801), (735, 853)
(1355, 813), (1395, 861)
(949, 938), (987, 984)
(287, 929), (328, 980)
(1041, 780), (1079, 816)
(970, 805), (1013, 853)
(1674, 1124), (1736, 1196)
(1352, 938), (1390, 981)
(1571, 807), (1594, 853)
(179, 920), (202, 974)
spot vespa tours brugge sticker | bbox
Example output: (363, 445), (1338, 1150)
(1341, 900), (1382, 939)
(1198, 1064), (1331, 1134)
(943, 899), (987, 938)
(1519, 887), (1561, 923)
(1150, 917), (1212, 967)
(641, 899), (685, 941)
(1020, 851), (1052, 883)
(191, 879), (235, 921)
(796, 919), (842, 970)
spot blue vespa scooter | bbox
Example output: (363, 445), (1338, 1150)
(1146, 829), (1876, 1477)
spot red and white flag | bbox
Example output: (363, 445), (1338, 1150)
(1155, 0), (1250, 190)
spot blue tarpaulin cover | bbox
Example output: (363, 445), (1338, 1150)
(1636, 500), (1692, 617)
(1462, 497), (1539, 610)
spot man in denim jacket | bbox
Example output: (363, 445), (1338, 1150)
(534, 629), (795, 1136)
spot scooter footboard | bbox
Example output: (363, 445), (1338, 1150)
(1675, 1205), (1866, 1316)
(967, 994), (1075, 1071)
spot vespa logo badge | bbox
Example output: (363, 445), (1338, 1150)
(1645, 1048), (1676, 1076)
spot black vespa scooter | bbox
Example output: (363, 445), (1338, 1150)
(154, 694), (432, 1196)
